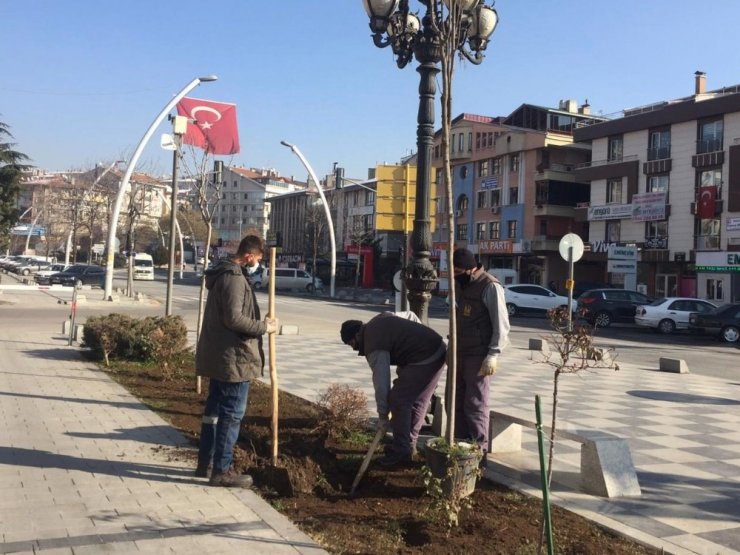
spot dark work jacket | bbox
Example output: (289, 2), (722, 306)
(455, 267), (497, 356)
(196, 260), (265, 382)
(358, 312), (443, 366)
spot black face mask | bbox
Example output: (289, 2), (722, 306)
(455, 273), (471, 288)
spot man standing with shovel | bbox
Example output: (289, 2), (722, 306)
(195, 235), (278, 487)
(340, 312), (446, 467)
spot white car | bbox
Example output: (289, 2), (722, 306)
(635, 297), (717, 334)
(34, 264), (70, 284)
(504, 284), (577, 317)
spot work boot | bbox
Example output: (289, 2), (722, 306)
(378, 449), (412, 467)
(209, 470), (254, 488)
(194, 462), (211, 478)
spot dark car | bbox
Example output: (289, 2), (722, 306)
(49, 264), (105, 287)
(576, 288), (652, 327)
(572, 281), (613, 299)
(688, 303), (740, 343)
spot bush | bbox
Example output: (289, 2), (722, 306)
(316, 384), (369, 440)
(83, 313), (188, 372)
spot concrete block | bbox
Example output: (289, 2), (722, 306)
(62, 320), (70, 334)
(75, 295), (87, 304)
(489, 418), (523, 453)
(135, 292), (146, 302)
(659, 357), (690, 374)
(74, 324), (85, 342)
(280, 324), (299, 335)
(106, 294), (120, 303)
(581, 438), (641, 497)
(528, 338), (549, 352)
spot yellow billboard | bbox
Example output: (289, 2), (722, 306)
(375, 164), (436, 232)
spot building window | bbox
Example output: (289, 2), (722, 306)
(607, 135), (623, 161)
(492, 157), (502, 175)
(362, 213), (373, 232)
(477, 191), (487, 208)
(647, 175), (669, 193)
(646, 220), (668, 239)
(509, 187), (519, 204)
(539, 219), (547, 236)
(365, 190), (375, 205)
(536, 182), (548, 204)
(696, 218), (720, 250)
(478, 160), (489, 177)
(606, 179), (623, 204)
(488, 221), (500, 239)
(648, 129), (671, 160)
(698, 168), (722, 191)
(510, 154), (519, 172)
(456, 195), (469, 212)
(698, 118), (723, 154)
(451, 134), (456, 153)
(458, 133), (464, 153)
(606, 220), (621, 242)
(706, 278), (724, 301)
(476, 222), (486, 241)
(507, 220), (517, 239)
(490, 189), (500, 206)
(456, 223), (468, 240)
(468, 132), (473, 152)
(475, 133), (481, 150)
(244, 192), (249, 199)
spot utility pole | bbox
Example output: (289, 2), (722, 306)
(165, 116), (187, 316)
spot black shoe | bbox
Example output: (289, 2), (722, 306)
(209, 470), (253, 488)
(378, 450), (412, 467)
(479, 455), (489, 469)
(194, 463), (211, 478)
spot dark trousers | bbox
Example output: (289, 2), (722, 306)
(388, 352), (446, 455)
(454, 353), (490, 453)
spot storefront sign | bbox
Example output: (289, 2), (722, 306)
(607, 259), (637, 272)
(587, 204), (632, 221)
(632, 192), (667, 222)
(590, 241), (617, 253)
(608, 245), (637, 260)
(478, 239), (512, 254)
(727, 217), (740, 231)
(695, 252), (740, 272)
(480, 177), (499, 190)
(644, 236), (668, 249)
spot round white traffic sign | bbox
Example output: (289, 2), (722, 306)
(559, 233), (584, 262)
(393, 270), (403, 292)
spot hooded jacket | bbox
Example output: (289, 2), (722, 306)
(196, 259), (266, 382)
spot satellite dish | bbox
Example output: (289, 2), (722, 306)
(160, 133), (177, 151)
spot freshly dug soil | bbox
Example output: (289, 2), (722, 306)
(107, 359), (659, 555)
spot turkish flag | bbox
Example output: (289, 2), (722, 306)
(697, 185), (716, 219)
(176, 97), (240, 155)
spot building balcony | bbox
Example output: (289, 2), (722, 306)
(530, 235), (560, 251)
(647, 146), (671, 161)
(695, 235), (721, 251)
(533, 203), (577, 218)
(534, 162), (576, 182)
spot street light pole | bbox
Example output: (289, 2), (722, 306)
(361, 0), (497, 321)
(103, 75), (217, 300)
(165, 116), (187, 316)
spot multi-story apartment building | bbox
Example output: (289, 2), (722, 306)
(573, 72), (740, 302)
(433, 106), (605, 290)
(209, 166), (306, 246)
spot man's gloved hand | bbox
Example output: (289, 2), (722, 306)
(478, 355), (498, 377)
(264, 318), (279, 334)
(377, 413), (389, 431)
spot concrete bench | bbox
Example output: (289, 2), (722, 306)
(489, 410), (640, 498)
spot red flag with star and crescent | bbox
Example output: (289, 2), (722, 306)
(176, 97), (240, 155)
(697, 185), (716, 219)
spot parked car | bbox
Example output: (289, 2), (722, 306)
(503, 284), (577, 317)
(572, 281), (613, 299)
(688, 303), (740, 343)
(49, 264), (106, 287)
(577, 288), (652, 327)
(34, 264), (70, 285)
(265, 267), (323, 292)
(635, 297), (717, 334)
(13, 259), (52, 276)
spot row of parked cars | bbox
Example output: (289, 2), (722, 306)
(502, 283), (740, 343)
(1, 255), (106, 287)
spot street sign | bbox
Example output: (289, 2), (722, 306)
(558, 233), (584, 262)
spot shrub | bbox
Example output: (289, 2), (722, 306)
(82, 313), (188, 373)
(316, 384), (369, 440)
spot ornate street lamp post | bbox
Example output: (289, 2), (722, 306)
(361, 0), (497, 322)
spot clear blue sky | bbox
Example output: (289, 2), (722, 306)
(3, 1), (740, 183)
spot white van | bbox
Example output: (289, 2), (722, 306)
(266, 267), (322, 292)
(133, 253), (155, 280)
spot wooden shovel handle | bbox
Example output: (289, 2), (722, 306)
(268, 247), (278, 466)
(350, 420), (389, 495)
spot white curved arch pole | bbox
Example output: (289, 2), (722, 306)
(102, 75), (217, 300)
(280, 141), (336, 298)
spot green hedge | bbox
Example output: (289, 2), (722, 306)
(83, 313), (188, 366)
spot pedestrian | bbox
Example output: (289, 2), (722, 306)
(548, 280), (557, 294)
(195, 235), (278, 487)
(451, 248), (510, 465)
(340, 311), (446, 466)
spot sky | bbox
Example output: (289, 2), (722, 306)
(3, 0), (740, 184)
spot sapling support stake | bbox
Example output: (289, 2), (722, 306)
(535, 395), (555, 555)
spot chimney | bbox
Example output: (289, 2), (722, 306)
(695, 71), (706, 94)
(579, 101), (591, 115)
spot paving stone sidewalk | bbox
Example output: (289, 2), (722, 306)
(0, 331), (326, 555)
